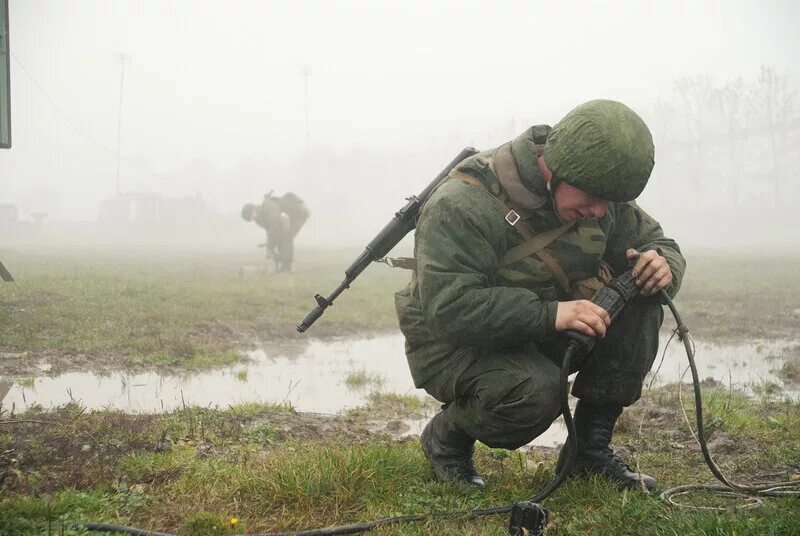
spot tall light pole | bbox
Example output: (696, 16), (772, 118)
(301, 64), (311, 149)
(115, 53), (129, 195)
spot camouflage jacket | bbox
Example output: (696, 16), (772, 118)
(254, 197), (284, 252)
(395, 126), (686, 388)
(275, 193), (310, 224)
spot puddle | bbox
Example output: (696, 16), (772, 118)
(0, 335), (415, 415)
(648, 336), (798, 392)
(1, 334), (797, 449)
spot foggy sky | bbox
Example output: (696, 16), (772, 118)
(0, 0), (798, 248)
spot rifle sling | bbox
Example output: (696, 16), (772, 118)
(450, 170), (572, 293)
(499, 221), (574, 267)
(0, 261), (14, 283)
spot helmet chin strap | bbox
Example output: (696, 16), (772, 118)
(546, 179), (568, 225)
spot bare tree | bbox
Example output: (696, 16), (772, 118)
(750, 66), (798, 206)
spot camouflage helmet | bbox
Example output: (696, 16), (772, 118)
(543, 100), (654, 201)
(241, 203), (257, 221)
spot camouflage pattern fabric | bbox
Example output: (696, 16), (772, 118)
(418, 299), (663, 449)
(275, 192), (310, 239)
(253, 193), (309, 271)
(395, 124), (685, 447)
(253, 197), (288, 263)
(544, 100), (655, 202)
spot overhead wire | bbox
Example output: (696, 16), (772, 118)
(9, 50), (170, 183)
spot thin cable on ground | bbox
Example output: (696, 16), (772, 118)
(659, 293), (800, 508)
(648, 328), (677, 392)
(677, 364), (700, 446)
(239, 344), (583, 536)
(76, 347), (583, 536)
(77, 523), (173, 536)
(637, 328), (678, 439)
(74, 291), (799, 534)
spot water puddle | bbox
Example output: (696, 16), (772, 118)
(1, 333), (797, 448)
(1, 335), (414, 415)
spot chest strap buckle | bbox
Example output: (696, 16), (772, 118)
(505, 210), (521, 226)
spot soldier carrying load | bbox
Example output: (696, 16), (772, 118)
(241, 191), (309, 273)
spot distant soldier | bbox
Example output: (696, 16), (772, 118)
(241, 192), (309, 272)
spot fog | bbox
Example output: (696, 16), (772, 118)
(1, 0), (798, 251)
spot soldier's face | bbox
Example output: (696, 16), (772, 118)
(539, 155), (608, 222)
(552, 182), (608, 222)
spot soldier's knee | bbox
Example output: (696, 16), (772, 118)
(477, 376), (561, 449)
(632, 298), (664, 324)
(608, 298), (664, 343)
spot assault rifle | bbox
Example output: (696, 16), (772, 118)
(297, 146), (479, 333)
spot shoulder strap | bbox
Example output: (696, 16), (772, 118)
(450, 171), (572, 292)
(499, 221), (575, 267)
(493, 143), (547, 209)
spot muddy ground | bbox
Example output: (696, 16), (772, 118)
(2, 385), (797, 502)
(0, 394), (443, 495)
(2, 251), (799, 534)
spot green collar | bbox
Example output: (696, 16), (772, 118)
(510, 125), (551, 197)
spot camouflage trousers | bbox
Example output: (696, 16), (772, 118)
(418, 299), (664, 450)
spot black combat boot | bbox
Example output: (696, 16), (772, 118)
(420, 411), (485, 489)
(556, 400), (656, 491)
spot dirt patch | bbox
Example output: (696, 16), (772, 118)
(0, 399), (432, 495)
(0, 320), (253, 377)
(0, 404), (161, 493)
(0, 348), (81, 377)
(348, 392), (441, 421)
(0, 347), (170, 377)
(185, 321), (241, 345)
(248, 411), (399, 444)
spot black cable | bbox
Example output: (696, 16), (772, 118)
(236, 344), (583, 536)
(77, 522), (174, 536)
(659, 291), (800, 507)
(79, 292), (800, 533)
(77, 346), (584, 536)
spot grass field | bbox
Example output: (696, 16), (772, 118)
(0, 246), (408, 375)
(1, 246), (799, 534)
(1, 388), (798, 535)
(1, 247), (798, 376)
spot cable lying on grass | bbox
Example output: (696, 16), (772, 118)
(73, 287), (798, 535)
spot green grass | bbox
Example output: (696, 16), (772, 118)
(781, 359), (800, 382)
(673, 252), (800, 340)
(0, 247), (408, 373)
(1, 248), (799, 534)
(1, 388), (798, 535)
(344, 368), (384, 390)
(347, 392), (439, 420)
(224, 401), (292, 420)
(0, 248), (798, 374)
(15, 377), (35, 388)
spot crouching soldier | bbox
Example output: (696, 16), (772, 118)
(395, 100), (685, 491)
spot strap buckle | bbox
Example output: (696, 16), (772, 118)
(505, 210), (521, 226)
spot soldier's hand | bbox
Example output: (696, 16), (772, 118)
(626, 249), (672, 296)
(555, 300), (611, 337)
